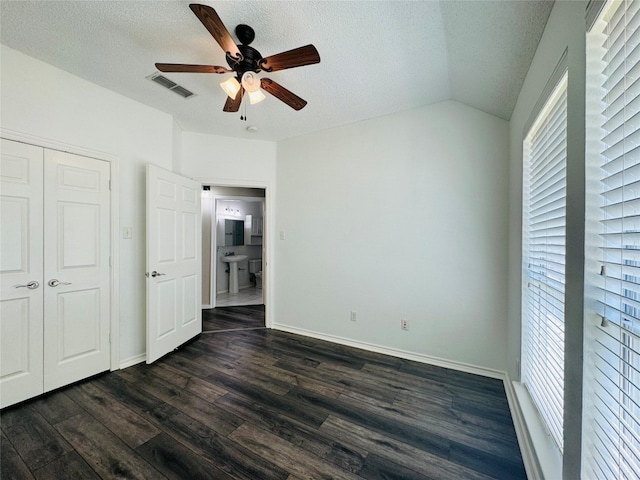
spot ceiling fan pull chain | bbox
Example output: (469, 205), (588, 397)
(241, 100), (248, 121)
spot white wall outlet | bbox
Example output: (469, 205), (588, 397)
(401, 319), (409, 330)
(279, 231), (286, 240)
(350, 311), (357, 322)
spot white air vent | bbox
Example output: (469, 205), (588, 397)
(147, 73), (195, 99)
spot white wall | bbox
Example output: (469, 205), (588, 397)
(180, 132), (276, 183)
(275, 100), (509, 372)
(172, 120), (183, 174)
(0, 45), (175, 364)
(507, 2), (586, 478)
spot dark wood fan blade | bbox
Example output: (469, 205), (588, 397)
(259, 45), (320, 72)
(223, 87), (244, 112)
(260, 78), (307, 110)
(155, 63), (232, 74)
(189, 4), (242, 62)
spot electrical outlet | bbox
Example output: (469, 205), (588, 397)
(350, 311), (357, 322)
(401, 319), (409, 330)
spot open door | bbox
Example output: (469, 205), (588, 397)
(146, 165), (201, 363)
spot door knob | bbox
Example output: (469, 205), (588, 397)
(48, 279), (71, 287)
(15, 281), (40, 289)
(146, 271), (166, 278)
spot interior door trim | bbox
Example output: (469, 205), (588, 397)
(1, 127), (120, 371)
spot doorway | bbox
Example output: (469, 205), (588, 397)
(201, 185), (266, 332)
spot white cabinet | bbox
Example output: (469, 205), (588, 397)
(0, 139), (111, 408)
(245, 214), (263, 245)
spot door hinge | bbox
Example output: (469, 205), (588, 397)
(109, 256), (112, 267)
(108, 179), (112, 190)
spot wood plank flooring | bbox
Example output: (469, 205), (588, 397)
(1, 310), (526, 479)
(203, 305), (265, 332)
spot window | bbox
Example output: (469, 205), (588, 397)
(584, 0), (640, 477)
(522, 72), (568, 452)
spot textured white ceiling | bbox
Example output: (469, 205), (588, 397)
(0, 1), (553, 141)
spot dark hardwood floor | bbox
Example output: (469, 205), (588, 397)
(203, 305), (265, 332)
(1, 310), (526, 479)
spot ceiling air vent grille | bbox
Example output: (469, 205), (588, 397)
(147, 73), (195, 99)
(170, 85), (195, 98)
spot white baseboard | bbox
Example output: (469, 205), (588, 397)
(271, 323), (504, 379)
(119, 353), (146, 369)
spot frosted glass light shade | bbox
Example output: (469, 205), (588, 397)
(220, 77), (241, 99)
(241, 72), (259, 92)
(247, 89), (266, 105)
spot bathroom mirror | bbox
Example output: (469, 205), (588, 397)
(224, 219), (244, 246)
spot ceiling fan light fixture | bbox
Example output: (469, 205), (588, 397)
(240, 72), (265, 104)
(220, 76), (241, 99)
(240, 71), (260, 92)
(247, 89), (266, 105)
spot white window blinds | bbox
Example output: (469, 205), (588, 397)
(585, 0), (640, 477)
(522, 72), (568, 452)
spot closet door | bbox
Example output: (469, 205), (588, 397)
(0, 140), (44, 408)
(43, 150), (111, 391)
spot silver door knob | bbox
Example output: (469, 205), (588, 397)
(146, 271), (166, 278)
(48, 279), (71, 287)
(15, 281), (39, 289)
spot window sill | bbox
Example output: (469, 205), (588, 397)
(513, 382), (562, 480)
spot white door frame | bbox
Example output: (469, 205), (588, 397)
(195, 177), (273, 328)
(1, 128), (120, 371)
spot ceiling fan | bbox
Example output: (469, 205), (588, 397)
(155, 4), (320, 112)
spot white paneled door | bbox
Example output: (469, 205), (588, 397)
(43, 150), (111, 391)
(0, 141), (44, 407)
(146, 165), (201, 363)
(0, 139), (111, 408)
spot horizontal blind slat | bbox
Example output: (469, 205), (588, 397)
(522, 71), (567, 452)
(586, 4), (640, 475)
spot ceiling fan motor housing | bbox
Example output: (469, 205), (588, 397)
(235, 24), (255, 45)
(226, 24), (262, 79)
(228, 43), (263, 79)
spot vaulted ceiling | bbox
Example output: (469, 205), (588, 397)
(0, 1), (554, 141)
